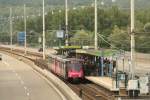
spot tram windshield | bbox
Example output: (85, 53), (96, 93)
(68, 63), (82, 71)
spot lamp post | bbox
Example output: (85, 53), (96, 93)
(24, 4), (27, 55)
(130, 0), (135, 79)
(9, 8), (13, 51)
(127, 1), (139, 96)
(65, 0), (69, 46)
(42, 0), (46, 59)
(94, 0), (98, 50)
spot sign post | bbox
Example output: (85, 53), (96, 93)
(18, 32), (25, 45)
(56, 30), (64, 47)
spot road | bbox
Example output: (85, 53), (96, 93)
(0, 52), (64, 100)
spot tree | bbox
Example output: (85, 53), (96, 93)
(144, 23), (150, 32)
(70, 30), (93, 46)
(108, 25), (130, 50)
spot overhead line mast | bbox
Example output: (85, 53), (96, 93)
(42, 0), (46, 60)
(24, 4), (27, 55)
(94, 0), (98, 50)
(130, 0), (135, 79)
(9, 8), (13, 51)
(65, 0), (69, 46)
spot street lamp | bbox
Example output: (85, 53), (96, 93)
(94, 0), (98, 50)
(127, 0), (139, 97)
(24, 4), (27, 55)
(130, 0), (135, 79)
(42, 0), (46, 59)
(65, 0), (69, 46)
(9, 8), (13, 51)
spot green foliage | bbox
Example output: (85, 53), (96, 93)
(0, 5), (150, 53)
(136, 34), (150, 53)
(0, 0), (150, 8)
(70, 30), (93, 46)
(108, 25), (130, 50)
(10, 7), (150, 53)
(144, 23), (150, 32)
(0, 32), (10, 43)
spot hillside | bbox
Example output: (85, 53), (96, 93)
(0, 0), (149, 8)
(0, 0), (149, 17)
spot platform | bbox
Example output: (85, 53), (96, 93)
(85, 76), (120, 91)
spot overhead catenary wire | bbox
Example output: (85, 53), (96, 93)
(97, 33), (123, 51)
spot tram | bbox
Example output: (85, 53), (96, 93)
(47, 46), (84, 82)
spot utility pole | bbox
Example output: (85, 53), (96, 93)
(9, 8), (13, 51)
(42, 0), (46, 59)
(130, 0), (135, 79)
(127, 1), (139, 95)
(65, 0), (69, 46)
(24, 4), (27, 55)
(94, 0), (98, 50)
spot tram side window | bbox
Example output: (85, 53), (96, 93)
(55, 60), (58, 67)
(48, 57), (52, 64)
(50, 57), (52, 63)
(67, 63), (71, 70)
(62, 62), (64, 75)
(51, 58), (54, 64)
(62, 62), (66, 76)
(59, 61), (62, 71)
(66, 61), (70, 72)
(58, 61), (60, 69)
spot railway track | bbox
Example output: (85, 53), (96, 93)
(62, 79), (115, 100)
(0, 47), (117, 100)
(1, 47), (150, 100)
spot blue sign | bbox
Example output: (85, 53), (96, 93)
(18, 32), (25, 42)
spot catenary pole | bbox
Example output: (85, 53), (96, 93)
(65, 0), (69, 46)
(24, 4), (27, 54)
(42, 0), (46, 59)
(130, 0), (135, 79)
(9, 8), (13, 51)
(94, 0), (98, 50)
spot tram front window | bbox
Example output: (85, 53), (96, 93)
(69, 63), (82, 71)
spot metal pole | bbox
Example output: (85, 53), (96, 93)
(123, 58), (125, 72)
(65, 0), (69, 46)
(9, 8), (13, 51)
(42, 0), (46, 59)
(130, 0), (135, 79)
(94, 0), (98, 50)
(24, 4), (27, 55)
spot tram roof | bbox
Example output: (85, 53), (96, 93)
(76, 49), (118, 57)
(53, 46), (82, 50)
(48, 54), (70, 62)
(67, 58), (84, 62)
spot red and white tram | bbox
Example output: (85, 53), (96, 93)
(48, 54), (84, 81)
